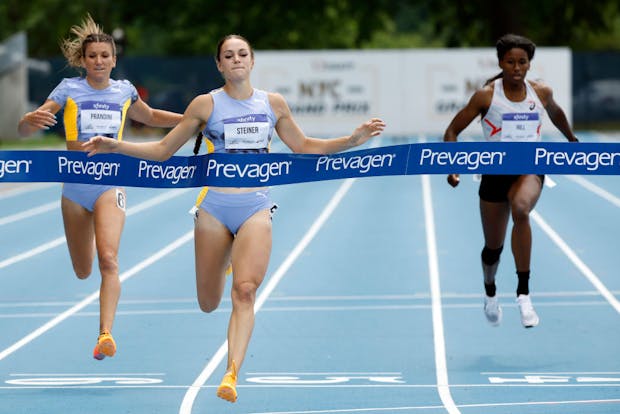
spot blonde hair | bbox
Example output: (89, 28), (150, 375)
(60, 14), (115, 68)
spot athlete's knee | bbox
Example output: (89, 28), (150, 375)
(510, 200), (533, 222)
(97, 251), (119, 275)
(481, 245), (503, 265)
(197, 295), (221, 313)
(73, 266), (92, 280)
(231, 280), (258, 305)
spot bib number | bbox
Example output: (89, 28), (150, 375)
(80, 101), (122, 135)
(224, 114), (270, 150)
(501, 112), (539, 141)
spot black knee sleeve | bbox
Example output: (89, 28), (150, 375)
(481, 245), (503, 266)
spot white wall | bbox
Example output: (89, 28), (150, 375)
(252, 48), (572, 138)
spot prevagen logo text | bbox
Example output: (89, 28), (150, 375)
(205, 159), (292, 183)
(534, 148), (620, 171)
(0, 159), (32, 178)
(58, 156), (120, 181)
(138, 160), (197, 185)
(315, 153), (396, 174)
(419, 148), (505, 170)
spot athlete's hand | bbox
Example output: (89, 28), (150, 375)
(348, 118), (386, 147)
(447, 173), (460, 187)
(22, 109), (57, 130)
(82, 136), (119, 157)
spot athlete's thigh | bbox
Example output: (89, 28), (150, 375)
(194, 209), (233, 301)
(508, 175), (543, 211)
(231, 209), (272, 285)
(93, 188), (126, 255)
(61, 195), (95, 268)
(479, 199), (510, 248)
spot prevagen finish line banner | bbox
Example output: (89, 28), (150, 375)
(1, 142), (619, 188)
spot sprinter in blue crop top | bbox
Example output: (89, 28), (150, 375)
(18, 14), (182, 361)
(84, 34), (386, 403)
(442, 34), (578, 330)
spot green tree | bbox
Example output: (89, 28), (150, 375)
(1, 0), (618, 56)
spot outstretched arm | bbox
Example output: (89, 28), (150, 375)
(127, 97), (183, 128)
(542, 88), (579, 142)
(269, 93), (385, 154)
(17, 100), (60, 137)
(83, 94), (211, 161)
(443, 88), (490, 187)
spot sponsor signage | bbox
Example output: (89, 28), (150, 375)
(1, 142), (619, 188)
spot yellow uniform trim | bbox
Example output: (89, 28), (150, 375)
(205, 138), (215, 154)
(117, 99), (132, 141)
(194, 136), (216, 205)
(194, 187), (209, 208)
(64, 97), (79, 141)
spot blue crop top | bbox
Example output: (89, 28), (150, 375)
(202, 88), (277, 154)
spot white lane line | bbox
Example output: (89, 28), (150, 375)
(0, 230), (194, 362)
(0, 201), (60, 226)
(532, 210), (620, 314)
(0, 183), (58, 200)
(241, 398), (620, 414)
(566, 175), (620, 208)
(421, 173), (460, 414)
(179, 178), (358, 414)
(0, 188), (193, 270)
(2, 290), (619, 309)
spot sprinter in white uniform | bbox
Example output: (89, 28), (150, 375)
(442, 34), (578, 329)
(18, 14), (182, 360)
(83, 34), (386, 403)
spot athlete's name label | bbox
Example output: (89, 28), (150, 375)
(224, 113), (270, 150)
(80, 101), (122, 135)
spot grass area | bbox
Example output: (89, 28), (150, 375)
(0, 134), (65, 149)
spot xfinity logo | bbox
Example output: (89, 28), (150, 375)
(236, 115), (256, 123)
(92, 103), (111, 110)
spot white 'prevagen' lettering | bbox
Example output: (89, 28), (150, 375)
(0, 159), (32, 178)
(315, 153), (396, 173)
(205, 159), (292, 183)
(534, 148), (620, 171)
(418, 149), (505, 170)
(57, 156), (120, 181)
(138, 160), (197, 185)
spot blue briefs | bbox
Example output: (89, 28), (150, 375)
(198, 189), (273, 234)
(62, 183), (123, 212)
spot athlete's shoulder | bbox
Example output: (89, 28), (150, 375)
(57, 77), (85, 89)
(527, 79), (553, 102)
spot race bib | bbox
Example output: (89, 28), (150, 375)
(224, 114), (270, 150)
(501, 112), (540, 142)
(80, 101), (122, 135)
